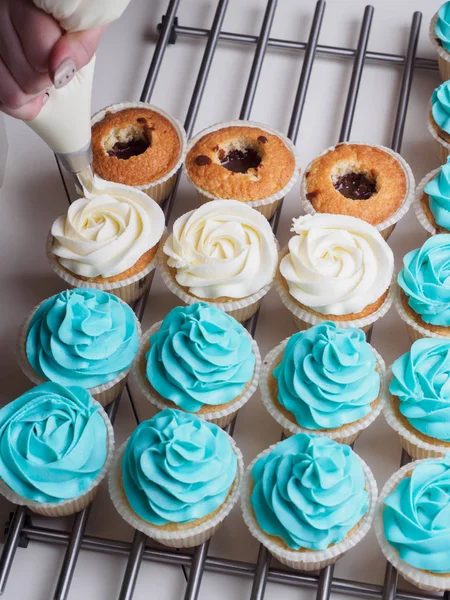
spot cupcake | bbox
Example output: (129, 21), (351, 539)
(375, 455), (450, 591)
(47, 177), (165, 304)
(18, 288), (141, 406)
(428, 80), (450, 164)
(430, 2), (450, 82)
(184, 121), (299, 219)
(414, 158), (450, 235)
(384, 339), (450, 459)
(300, 142), (414, 239)
(275, 214), (394, 332)
(132, 303), (261, 427)
(396, 235), (450, 341)
(241, 433), (377, 571)
(260, 322), (385, 445)
(0, 382), (114, 517)
(91, 102), (187, 203)
(108, 408), (243, 548)
(159, 200), (278, 322)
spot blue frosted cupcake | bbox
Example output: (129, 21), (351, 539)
(0, 382), (114, 516)
(414, 158), (450, 236)
(241, 433), (377, 571)
(19, 288), (141, 406)
(108, 408), (243, 547)
(132, 303), (260, 427)
(430, 2), (450, 82)
(376, 455), (450, 592)
(428, 79), (450, 163)
(259, 322), (385, 444)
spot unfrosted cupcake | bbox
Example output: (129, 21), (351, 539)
(260, 322), (384, 445)
(375, 455), (450, 592)
(0, 383), (114, 517)
(430, 2), (450, 81)
(108, 408), (243, 548)
(160, 200), (278, 322)
(396, 235), (450, 341)
(18, 288), (140, 406)
(132, 303), (260, 427)
(384, 339), (450, 458)
(47, 177), (165, 303)
(414, 157), (450, 235)
(241, 433), (377, 571)
(428, 80), (450, 164)
(275, 214), (394, 332)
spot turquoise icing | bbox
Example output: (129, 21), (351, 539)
(0, 383), (107, 503)
(436, 2), (450, 53)
(273, 322), (380, 430)
(146, 303), (255, 412)
(390, 339), (450, 442)
(383, 454), (450, 573)
(250, 433), (369, 551)
(424, 157), (450, 231)
(398, 235), (450, 326)
(121, 409), (237, 525)
(432, 80), (450, 135)
(26, 288), (139, 388)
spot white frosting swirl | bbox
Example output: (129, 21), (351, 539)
(279, 214), (394, 315)
(51, 178), (165, 278)
(163, 200), (278, 299)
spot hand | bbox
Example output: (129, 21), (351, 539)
(0, 0), (105, 120)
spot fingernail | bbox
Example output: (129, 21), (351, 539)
(52, 58), (76, 89)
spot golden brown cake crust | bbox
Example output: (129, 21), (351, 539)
(92, 108), (181, 186)
(420, 192), (450, 233)
(185, 125), (295, 201)
(390, 394), (450, 448)
(304, 144), (407, 225)
(400, 288), (450, 336)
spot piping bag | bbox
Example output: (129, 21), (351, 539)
(25, 0), (131, 190)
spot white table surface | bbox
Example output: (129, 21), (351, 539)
(0, 0), (444, 598)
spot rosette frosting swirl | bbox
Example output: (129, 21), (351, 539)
(279, 214), (394, 315)
(432, 80), (450, 135)
(146, 303), (255, 412)
(0, 383), (108, 503)
(26, 288), (139, 388)
(122, 409), (237, 525)
(273, 322), (380, 429)
(250, 434), (369, 550)
(390, 339), (450, 441)
(383, 455), (450, 573)
(424, 158), (450, 230)
(163, 200), (278, 299)
(436, 2), (450, 52)
(398, 235), (450, 326)
(51, 178), (165, 278)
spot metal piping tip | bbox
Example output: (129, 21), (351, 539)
(55, 142), (93, 192)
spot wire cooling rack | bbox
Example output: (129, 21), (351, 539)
(0, 1), (443, 599)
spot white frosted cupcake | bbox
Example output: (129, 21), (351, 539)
(109, 408), (243, 548)
(47, 177), (165, 304)
(241, 433), (377, 571)
(0, 382), (114, 517)
(430, 3), (450, 82)
(159, 200), (278, 322)
(275, 214), (394, 332)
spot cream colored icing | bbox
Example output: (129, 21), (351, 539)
(280, 214), (394, 315)
(33, 0), (131, 31)
(163, 200), (278, 299)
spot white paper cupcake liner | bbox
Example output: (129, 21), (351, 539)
(429, 13), (450, 82)
(0, 400), (114, 517)
(299, 141), (415, 240)
(108, 436), (244, 548)
(17, 295), (142, 407)
(183, 120), (301, 220)
(91, 102), (187, 204)
(413, 168), (441, 237)
(260, 339), (385, 446)
(132, 322), (261, 428)
(375, 459), (450, 592)
(394, 282), (450, 341)
(241, 444), (378, 571)
(427, 101), (450, 165)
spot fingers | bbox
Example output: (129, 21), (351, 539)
(1, 94), (47, 121)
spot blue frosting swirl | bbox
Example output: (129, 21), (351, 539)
(383, 454), (450, 573)
(250, 433), (369, 550)
(122, 409), (237, 525)
(432, 80), (450, 135)
(26, 288), (139, 388)
(273, 322), (380, 430)
(390, 339), (450, 442)
(424, 157), (450, 230)
(146, 303), (255, 412)
(436, 2), (450, 53)
(398, 235), (450, 326)
(0, 383), (108, 503)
